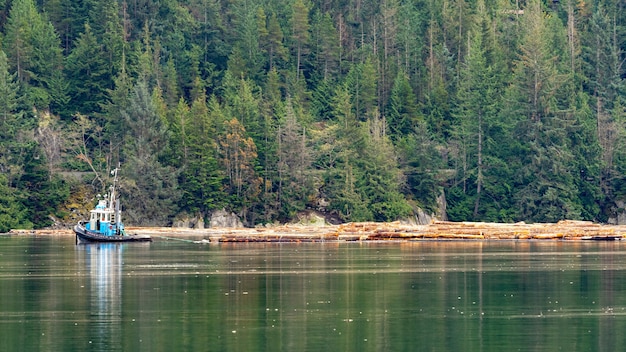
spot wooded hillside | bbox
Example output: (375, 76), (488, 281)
(0, 0), (625, 230)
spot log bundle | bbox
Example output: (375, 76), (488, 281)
(134, 220), (626, 242)
(11, 220), (626, 242)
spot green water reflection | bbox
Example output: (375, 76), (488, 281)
(1, 236), (626, 351)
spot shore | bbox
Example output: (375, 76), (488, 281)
(8, 220), (626, 242)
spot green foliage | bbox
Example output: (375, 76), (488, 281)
(276, 98), (313, 220)
(387, 72), (420, 139)
(177, 94), (226, 215)
(218, 117), (262, 223)
(2, 0), (626, 227)
(120, 80), (180, 225)
(3, 0), (64, 111)
(0, 174), (32, 232)
(17, 143), (69, 228)
(396, 123), (444, 213)
(65, 23), (109, 116)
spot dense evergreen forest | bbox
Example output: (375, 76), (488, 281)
(0, 0), (625, 231)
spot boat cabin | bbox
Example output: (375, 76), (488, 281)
(86, 199), (124, 236)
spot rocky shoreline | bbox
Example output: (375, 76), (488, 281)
(7, 220), (626, 242)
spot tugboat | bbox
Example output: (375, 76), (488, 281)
(74, 167), (152, 243)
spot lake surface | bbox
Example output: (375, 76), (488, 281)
(2, 236), (626, 351)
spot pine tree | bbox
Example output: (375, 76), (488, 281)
(291, 0), (310, 82)
(0, 50), (24, 188)
(452, 18), (503, 219)
(0, 174), (32, 232)
(179, 93), (225, 217)
(583, 4), (626, 204)
(120, 80), (180, 225)
(218, 118), (262, 224)
(3, 0), (64, 110)
(266, 12), (288, 71)
(506, 0), (582, 221)
(65, 23), (110, 115)
(312, 11), (340, 80)
(358, 112), (412, 221)
(276, 98), (313, 219)
(387, 71), (420, 139)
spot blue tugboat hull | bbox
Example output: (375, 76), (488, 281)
(74, 222), (152, 243)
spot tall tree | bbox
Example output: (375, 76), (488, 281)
(387, 71), (420, 139)
(0, 50), (24, 187)
(17, 141), (69, 228)
(311, 11), (340, 80)
(228, 0), (262, 77)
(451, 5), (505, 220)
(583, 4), (626, 199)
(65, 23), (110, 115)
(397, 121), (445, 216)
(276, 98), (313, 219)
(320, 83), (370, 221)
(218, 118), (262, 224)
(265, 11), (288, 71)
(358, 112), (412, 221)
(0, 174), (32, 232)
(188, 0), (229, 73)
(178, 93), (225, 217)
(120, 80), (180, 225)
(291, 0), (310, 82)
(3, 0), (64, 110)
(89, 0), (127, 88)
(100, 53), (133, 169)
(505, 0), (582, 221)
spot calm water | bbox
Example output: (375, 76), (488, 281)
(1, 236), (626, 351)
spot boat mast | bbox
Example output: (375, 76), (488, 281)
(111, 165), (122, 231)
(110, 166), (118, 209)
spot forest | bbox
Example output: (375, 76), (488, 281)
(0, 0), (625, 231)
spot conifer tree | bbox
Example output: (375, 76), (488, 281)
(0, 50), (23, 187)
(266, 12), (288, 71)
(276, 98), (313, 219)
(506, 0), (582, 221)
(178, 93), (225, 218)
(0, 174), (32, 232)
(358, 112), (412, 221)
(3, 0), (64, 110)
(387, 72), (420, 139)
(452, 9), (504, 220)
(65, 23), (109, 115)
(583, 4), (626, 201)
(291, 0), (310, 82)
(120, 80), (180, 225)
(218, 111), (262, 223)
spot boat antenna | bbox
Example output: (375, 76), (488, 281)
(110, 165), (119, 207)
(111, 163), (122, 231)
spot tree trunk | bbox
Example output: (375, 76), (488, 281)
(473, 112), (483, 218)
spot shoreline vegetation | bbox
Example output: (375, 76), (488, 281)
(8, 220), (626, 242)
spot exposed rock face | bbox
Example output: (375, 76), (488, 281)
(172, 217), (192, 228)
(415, 208), (436, 225)
(437, 189), (448, 221)
(172, 213), (201, 228)
(608, 201), (626, 225)
(293, 210), (328, 226)
(210, 209), (243, 228)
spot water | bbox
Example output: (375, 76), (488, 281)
(2, 236), (626, 351)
